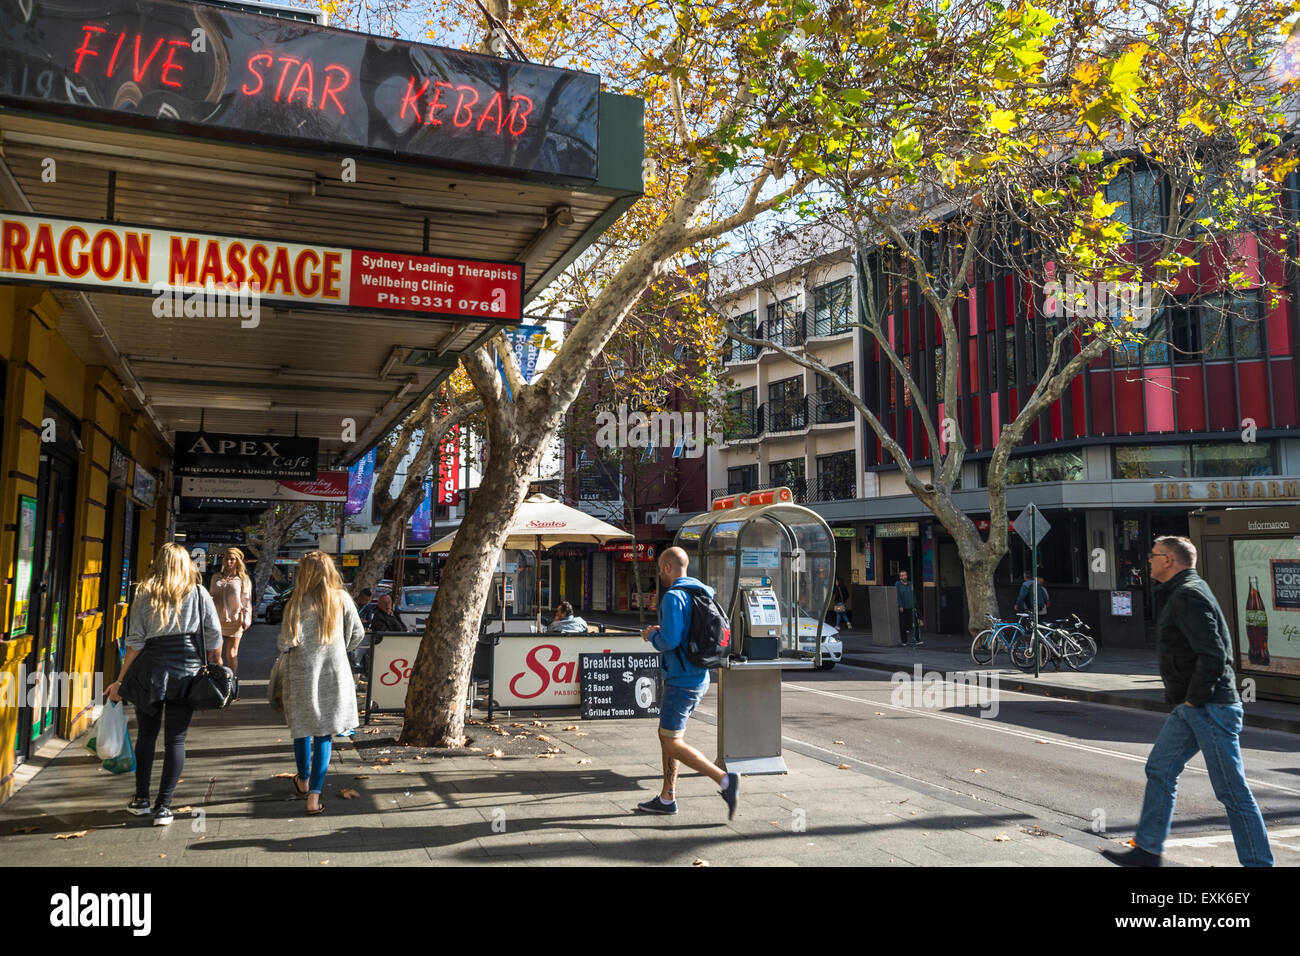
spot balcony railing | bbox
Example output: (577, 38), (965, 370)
(763, 396), (808, 433)
(722, 405), (763, 441)
(812, 394), (853, 424)
(728, 338), (759, 363)
(752, 478), (807, 503)
(810, 474), (857, 503)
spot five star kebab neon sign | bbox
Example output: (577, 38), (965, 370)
(0, 0), (599, 181)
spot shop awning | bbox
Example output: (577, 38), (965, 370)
(0, 0), (644, 468)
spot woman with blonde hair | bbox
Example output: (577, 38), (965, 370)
(278, 551), (364, 814)
(107, 542), (221, 826)
(209, 547), (253, 683)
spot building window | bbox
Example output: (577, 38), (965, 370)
(727, 465), (758, 494)
(767, 376), (805, 431)
(1199, 293), (1263, 360)
(729, 310), (758, 362)
(814, 452), (856, 501)
(725, 387), (759, 440)
(1114, 442), (1275, 479)
(812, 278), (852, 336)
(766, 295), (802, 347)
(815, 364), (853, 423)
(1106, 168), (1164, 240)
(770, 457), (806, 499)
(982, 450), (1083, 485)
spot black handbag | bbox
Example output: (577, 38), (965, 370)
(184, 632), (238, 710)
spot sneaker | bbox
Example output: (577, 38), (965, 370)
(720, 772), (741, 820)
(1101, 841), (1160, 867)
(152, 807), (174, 827)
(635, 796), (678, 815)
(914, 640), (925, 646)
(126, 798), (151, 816)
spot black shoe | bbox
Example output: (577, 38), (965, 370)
(635, 796), (678, 814)
(1101, 843), (1160, 867)
(152, 807), (174, 827)
(126, 798), (151, 816)
(719, 772), (740, 820)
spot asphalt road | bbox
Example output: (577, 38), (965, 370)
(697, 660), (1300, 865)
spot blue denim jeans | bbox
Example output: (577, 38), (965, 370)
(833, 610), (850, 630)
(1134, 703), (1273, 867)
(293, 735), (333, 795)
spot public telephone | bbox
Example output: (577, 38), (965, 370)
(739, 586), (782, 660)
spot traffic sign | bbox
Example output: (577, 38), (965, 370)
(1013, 503), (1050, 548)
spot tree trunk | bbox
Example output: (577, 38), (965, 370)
(959, 551), (1000, 640)
(248, 502), (308, 600)
(400, 418), (538, 747)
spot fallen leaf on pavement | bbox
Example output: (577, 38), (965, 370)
(363, 728), (381, 735)
(536, 753), (555, 759)
(972, 768), (986, 773)
(510, 722), (524, 728)
(513, 734), (529, 740)
(833, 740), (845, 745)
(394, 769), (405, 773)
(874, 712), (885, 716)
(1036, 740), (1048, 744)
(13, 826), (38, 833)
(994, 834), (1010, 842)
(271, 772), (295, 778)
(488, 749), (505, 759)
(536, 735), (550, 742)
(574, 732), (589, 737)
(531, 720), (548, 728)
(693, 858), (710, 867)
(562, 725), (578, 731)
(546, 746), (561, 754)
(353, 775), (370, 780)
(467, 719), (482, 725)
(369, 765), (386, 772)
(339, 789), (361, 799)
(837, 764), (850, 770)
(174, 806), (193, 814)
(466, 747), (483, 753)
(53, 831), (90, 840)
(374, 757), (393, 765)
(159, 854), (166, 859)
(320, 860), (330, 865)
(576, 759), (591, 765)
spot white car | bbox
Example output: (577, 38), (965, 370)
(797, 608), (842, 670)
(255, 586), (280, 622)
(395, 586), (437, 631)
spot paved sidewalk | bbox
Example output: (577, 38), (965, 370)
(0, 626), (1123, 867)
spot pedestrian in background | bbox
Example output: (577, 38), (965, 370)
(548, 601), (588, 633)
(832, 578), (851, 630)
(896, 570), (921, 646)
(278, 551), (365, 815)
(107, 542), (222, 826)
(209, 547), (253, 684)
(1103, 536), (1272, 868)
(1014, 571), (1050, 617)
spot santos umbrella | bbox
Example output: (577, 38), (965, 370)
(424, 494), (634, 630)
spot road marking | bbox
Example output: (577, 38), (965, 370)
(1165, 825), (1300, 848)
(782, 680), (1300, 798)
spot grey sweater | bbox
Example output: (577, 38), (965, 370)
(125, 587), (223, 654)
(277, 591), (365, 738)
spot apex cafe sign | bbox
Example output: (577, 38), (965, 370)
(175, 431), (318, 480)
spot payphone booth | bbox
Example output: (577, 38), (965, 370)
(675, 487), (835, 774)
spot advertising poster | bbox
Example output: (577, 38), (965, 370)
(10, 496), (37, 637)
(1231, 538), (1300, 675)
(863, 526), (874, 582)
(346, 448), (377, 516)
(408, 480), (433, 544)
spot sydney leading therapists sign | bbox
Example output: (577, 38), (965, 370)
(0, 213), (524, 322)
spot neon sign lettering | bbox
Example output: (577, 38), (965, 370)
(72, 25), (189, 87)
(241, 53), (351, 115)
(397, 78), (533, 135)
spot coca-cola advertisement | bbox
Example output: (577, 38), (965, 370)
(1231, 540), (1300, 676)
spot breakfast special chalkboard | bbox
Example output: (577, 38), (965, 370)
(579, 653), (661, 720)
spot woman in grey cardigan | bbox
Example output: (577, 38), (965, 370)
(277, 551), (364, 814)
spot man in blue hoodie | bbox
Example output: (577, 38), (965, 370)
(637, 546), (741, 819)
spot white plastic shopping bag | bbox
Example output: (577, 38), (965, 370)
(95, 701), (127, 761)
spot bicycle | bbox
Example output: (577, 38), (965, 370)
(970, 613), (1028, 666)
(1010, 614), (1097, 671)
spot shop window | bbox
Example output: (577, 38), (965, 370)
(1007, 512), (1086, 585)
(982, 450), (1083, 485)
(1190, 441), (1274, 477)
(1114, 444), (1191, 479)
(769, 457), (806, 499)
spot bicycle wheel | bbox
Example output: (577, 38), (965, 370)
(971, 629), (995, 665)
(1010, 630), (1047, 672)
(1062, 633), (1097, 670)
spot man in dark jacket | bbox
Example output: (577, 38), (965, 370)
(1102, 536), (1272, 867)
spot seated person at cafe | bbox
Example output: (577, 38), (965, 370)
(547, 601), (589, 634)
(368, 592), (407, 633)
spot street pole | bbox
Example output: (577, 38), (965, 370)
(1031, 508), (1039, 679)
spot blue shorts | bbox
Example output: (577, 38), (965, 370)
(658, 682), (707, 738)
